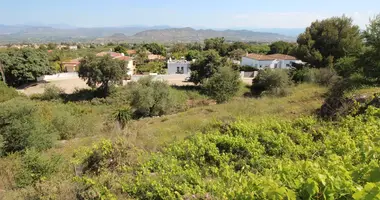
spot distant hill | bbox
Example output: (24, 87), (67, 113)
(100, 27), (296, 43)
(0, 25), (296, 44)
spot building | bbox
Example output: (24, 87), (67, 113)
(69, 45), (78, 50)
(167, 58), (191, 75)
(96, 51), (136, 75)
(241, 53), (302, 69)
(148, 54), (166, 61)
(126, 50), (137, 56)
(62, 58), (81, 72)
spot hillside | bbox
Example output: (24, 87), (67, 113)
(104, 27), (296, 43)
(0, 25), (296, 44)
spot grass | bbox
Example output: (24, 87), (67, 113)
(0, 83), (327, 199)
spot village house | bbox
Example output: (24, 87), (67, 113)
(96, 51), (136, 75)
(148, 53), (166, 61)
(167, 58), (191, 75)
(62, 58), (81, 72)
(241, 53), (302, 69)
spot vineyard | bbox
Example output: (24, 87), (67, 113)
(72, 106), (380, 199)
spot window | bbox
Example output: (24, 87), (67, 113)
(177, 67), (180, 73)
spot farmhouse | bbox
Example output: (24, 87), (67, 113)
(241, 53), (302, 69)
(62, 58), (81, 72)
(167, 58), (191, 75)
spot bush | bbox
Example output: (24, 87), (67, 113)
(39, 85), (64, 101)
(239, 65), (258, 72)
(15, 149), (61, 188)
(114, 106), (133, 129)
(0, 99), (56, 155)
(203, 67), (241, 103)
(0, 82), (19, 103)
(314, 68), (340, 86)
(251, 69), (293, 97)
(127, 77), (187, 118)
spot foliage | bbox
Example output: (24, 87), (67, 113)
(203, 66), (241, 103)
(247, 44), (270, 54)
(313, 68), (340, 86)
(114, 107), (133, 129)
(126, 77), (187, 118)
(78, 54), (126, 96)
(228, 49), (246, 60)
(189, 50), (224, 84)
(204, 37), (229, 56)
(269, 41), (296, 54)
(134, 47), (149, 65)
(0, 81), (19, 103)
(334, 56), (360, 78)
(114, 45), (127, 55)
(296, 16), (363, 68)
(0, 48), (53, 87)
(0, 99), (56, 155)
(362, 15), (380, 82)
(143, 43), (166, 55)
(15, 149), (61, 188)
(38, 85), (64, 101)
(136, 61), (165, 74)
(252, 69), (293, 96)
(185, 50), (202, 61)
(120, 106), (380, 199)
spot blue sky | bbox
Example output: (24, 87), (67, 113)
(0, 0), (379, 28)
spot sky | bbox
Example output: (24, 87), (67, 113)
(0, 0), (379, 29)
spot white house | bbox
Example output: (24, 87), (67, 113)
(167, 58), (191, 75)
(69, 45), (78, 50)
(241, 53), (302, 69)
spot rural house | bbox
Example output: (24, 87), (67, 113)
(241, 53), (302, 69)
(167, 58), (191, 75)
(62, 58), (81, 72)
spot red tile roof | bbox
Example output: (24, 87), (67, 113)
(96, 52), (124, 57)
(267, 54), (297, 60)
(127, 50), (136, 55)
(245, 53), (274, 61)
(115, 56), (132, 61)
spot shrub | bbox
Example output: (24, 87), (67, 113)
(127, 77), (187, 118)
(0, 99), (56, 155)
(114, 106), (133, 129)
(203, 67), (241, 103)
(239, 65), (258, 72)
(251, 69), (293, 97)
(15, 149), (61, 188)
(39, 85), (64, 101)
(314, 68), (340, 86)
(0, 82), (19, 103)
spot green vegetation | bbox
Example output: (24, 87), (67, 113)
(0, 48), (53, 87)
(203, 66), (241, 103)
(252, 69), (293, 96)
(78, 54), (127, 96)
(3, 13), (380, 200)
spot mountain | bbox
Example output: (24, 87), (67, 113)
(0, 25), (296, 44)
(115, 27), (296, 43)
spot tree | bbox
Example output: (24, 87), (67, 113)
(362, 14), (380, 81)
(78, 55), (127, 96)
(0, 49), (53, 87)
(229, 41), (249, 52)
(247, 44), (270, 54)
(170, 43), (187, 54)
(269, 41), (296, 54)
(114, 45), (128, 55)
(186, 43), (203, 51)
(251, 69), (293, 96)
(143, 43), (166, 55)
(296, 16), (363, 68)
(185, 50), (202, 61)
(190, 50), (224, 84)
(47, 43), (57, 50)
(50, 50), (69, 72)
(203, 66), (241, 103)
(229, 49), (246, 60)
(204, 37), (229, 56)
(135, 47), (149, 65)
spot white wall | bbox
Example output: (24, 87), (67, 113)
(37, 72), (79, 81)
(126, 60), (136, 75)
(241, 57), (276, 69)
(167, 62), (191, 75)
